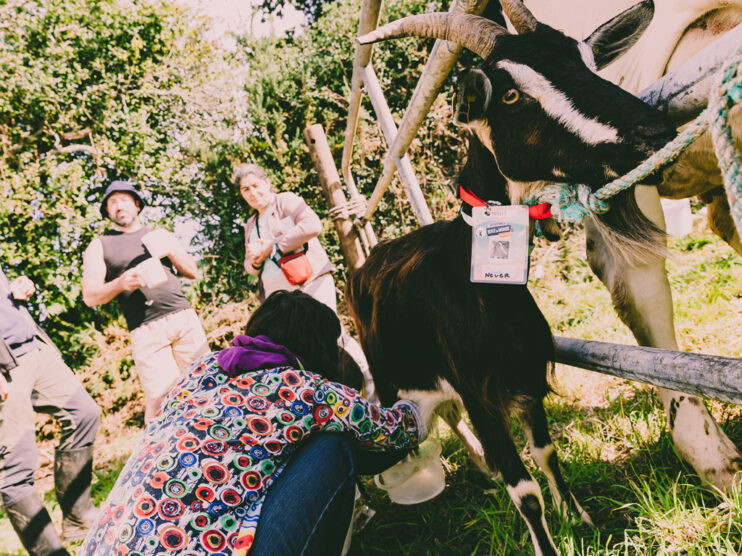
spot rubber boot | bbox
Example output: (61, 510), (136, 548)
(4, 492), (69, 556)
(54, 445), (97, 542)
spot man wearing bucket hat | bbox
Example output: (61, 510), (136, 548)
(0, 268), (100, 555)
(82, 180), (209, 423)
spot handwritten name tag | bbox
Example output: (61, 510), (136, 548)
(470, 205), (529, 285)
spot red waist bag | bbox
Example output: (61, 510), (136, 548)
(276, 246), (313, 285)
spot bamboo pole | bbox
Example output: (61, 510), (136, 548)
(362, 0), (490, 224)
(341, 0), (383, 251)
(360, 64), (433, 225)
(304, 124), (366, 271)
(554, 337), (742, 405)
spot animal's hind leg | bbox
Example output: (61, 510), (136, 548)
(461, 392), (558, 556)
(436, 401), (493, 477)
(339, 332), (377, 403)
(515, 398), (592, 525)
(586, 185), (742, 492)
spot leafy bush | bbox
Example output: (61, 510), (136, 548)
(2, 0), (467, 359)
(0, 0), (234, 359)
(191, 0), (466, 303)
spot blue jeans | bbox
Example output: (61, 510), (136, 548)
(250, 434), (407, 556)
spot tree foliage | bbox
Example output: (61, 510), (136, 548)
(190, 0), (465, 304)
(254, 0), (330, 25)
(0, 0), (241, 359)
(1, 0), (466, 361)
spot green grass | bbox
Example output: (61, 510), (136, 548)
(350, 390), (742, 555)
(2, 216), (741, 555)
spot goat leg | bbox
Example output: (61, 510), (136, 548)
(702, 187), (742, 256)
(586, 190), (742, 492)
(515, 398), (593, 526)
(461, 391), (559, 556)
(436, 401), (496, 479)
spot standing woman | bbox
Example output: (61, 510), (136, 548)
(239, 164), (336, 309)
(237, 163), (375, 400)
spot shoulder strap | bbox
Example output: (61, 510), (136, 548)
(255, 206), (274, 239)
(272, 242), (308, 264)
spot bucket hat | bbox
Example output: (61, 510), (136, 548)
(100, 181), (146, 218)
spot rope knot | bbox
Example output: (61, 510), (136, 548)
(576, 184), (610, 214)
(328, 195), (367, 221)
(525, 183), (610, 223)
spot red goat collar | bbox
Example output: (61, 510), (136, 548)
(458, 185), (552, 220)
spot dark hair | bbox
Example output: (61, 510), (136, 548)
(245, 290), (342, 378)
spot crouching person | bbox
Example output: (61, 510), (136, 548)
(80, 290), (424, 555)
(0, 270), (100, 555)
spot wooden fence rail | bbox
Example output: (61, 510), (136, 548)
(554, 337), (742, 405)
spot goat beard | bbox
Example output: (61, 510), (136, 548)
(592, 188), (668, 266)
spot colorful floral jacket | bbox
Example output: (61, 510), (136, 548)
(79, 352), (423, 555)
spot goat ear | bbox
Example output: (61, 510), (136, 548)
(584, 0), (654, 70)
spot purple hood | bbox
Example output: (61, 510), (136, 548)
(217, 335), (306, 377)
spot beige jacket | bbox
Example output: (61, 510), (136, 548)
(244, 192), (334, 294)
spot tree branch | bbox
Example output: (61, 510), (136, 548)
(49, 144), (97, 156)
(60, 127), (92, 141)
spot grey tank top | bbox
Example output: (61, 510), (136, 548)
(100, 227), (191, 331)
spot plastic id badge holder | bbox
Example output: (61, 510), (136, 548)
(470, 204), (529, 284)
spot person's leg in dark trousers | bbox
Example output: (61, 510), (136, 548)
(0, 346), (69, 555)
(250, 434), (409, 556)
(1, 342), (100, 554)
(30, 342), (100, 541)
(250, 434), (356, 556)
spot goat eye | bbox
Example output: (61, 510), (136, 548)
(502, 89), (520, 105)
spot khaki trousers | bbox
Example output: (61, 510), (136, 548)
(129, 308), (209, 403)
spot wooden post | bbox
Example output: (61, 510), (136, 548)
(555, 336), (742, 405)
(304, 124), (366, 271)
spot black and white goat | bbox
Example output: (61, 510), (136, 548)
(346, 167), (591, 556)
(347, 2), (678, 554)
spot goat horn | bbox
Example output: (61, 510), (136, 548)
(356, 13), (508, 60)
(501, 0), (538, 34)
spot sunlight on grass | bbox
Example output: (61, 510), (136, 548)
(616, 477), (742, 554)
